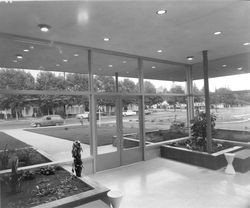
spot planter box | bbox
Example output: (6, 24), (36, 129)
(1, 167), (109, 208)
(215, 129), (250, 143)
(233, 149), (250, 173)
(161, 145), (243, 170)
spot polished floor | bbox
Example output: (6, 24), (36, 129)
(90, 158), (250, 208)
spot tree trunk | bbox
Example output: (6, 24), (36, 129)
(15, 108), (18, 120)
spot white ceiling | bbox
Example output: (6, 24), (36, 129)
(0, 1), (249, 81)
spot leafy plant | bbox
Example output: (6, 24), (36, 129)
(0, 144), (9, 169)
(40, 166), (56, 175)
(190, 111), (216, 152)
(1, 152), (23, 194)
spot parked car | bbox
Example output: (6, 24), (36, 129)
(76, 112), (89, 119)
(144, 109), (152, 115)
(31, 115), (64, 127)
(122, 110), (136, 116)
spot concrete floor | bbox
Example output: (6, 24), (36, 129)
(90, 158), (250, 208)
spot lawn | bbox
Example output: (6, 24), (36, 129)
(26, 124), (139, 146)
(0, 132), (30, 150)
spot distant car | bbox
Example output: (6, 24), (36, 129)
(122, 110), (136, 116)
(31, 115), (64, 127)
(144, 109), (152, 115)
(76, 112), (89, 119)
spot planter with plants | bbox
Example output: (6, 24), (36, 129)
(0, 144), (109, 208)
(161, 112), (243, 170)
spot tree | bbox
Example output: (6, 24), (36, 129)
(0, 69), (35, 119)
(120, 79), (137, 110)
(167, 85), (185, 111)
(36, 72), (66, 115)
(193, 84), (203, 103)
(94, 75), (115, 92)
(144, 81), (163, 107)
(212, 88), (236, 107)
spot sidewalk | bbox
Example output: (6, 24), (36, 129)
(2, 129), (78, 161)
(2, 129), (117, 161)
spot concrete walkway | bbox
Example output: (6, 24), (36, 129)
(2, 129), (74, 161)
(2, 129), (117, 161)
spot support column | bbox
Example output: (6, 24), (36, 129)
(88, 49), (97, 173)
(138, 58), (145, 161)
(115, 72), (123, 166)
(202, 50), (212, 153)
(185, 65), (194, 136)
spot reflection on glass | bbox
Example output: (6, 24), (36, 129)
(122, 97), (140, 149)
(144, 94), (188, 146)
(97, 96), (118, 154)
(0, 94), (91, 157)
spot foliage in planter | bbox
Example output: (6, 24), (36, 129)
(0, 147), (50, 171)
(190, 112), (217, 152)
(170, 138), (233, 153)
(1, 152), (23, 194)
(0, 144), (9, 169)
(169, 120), (186, 133)
(1, 168), (93, 208)
(40, 166), (56, 176)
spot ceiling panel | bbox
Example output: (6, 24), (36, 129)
(0, 1), (249, 81)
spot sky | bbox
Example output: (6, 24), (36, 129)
(24, 69), (250, 92)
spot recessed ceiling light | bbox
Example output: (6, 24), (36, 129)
(56, 64), (60, 67)
(243, 42), (250, 46)
(152, 66), (156, 69)
(126, 71), (129, 74)
(16, 54), (23, 59)
(156, 10), (167, 15)
(38, 24), (51, 32)
(108, 64), (113, 67)
(186, 56), (194, 61)
(63, 59), (68, 62)
(13, 60), (17, 63)
(237, 67), (243, 70)
(222, 65), (227, 67)
(104, 37), (110, 42)
(213, 31), (222, 35)
(157, 50), (162, 53)
(30, 46), (34, 50)
(74, 53), (79, 57)
(122, 61), (127, 64)
(23, 49), (29, 52)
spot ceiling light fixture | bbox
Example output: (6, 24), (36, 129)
(126, 71), (129, 74)
(152, 66), (156, 69)
(122, 61), (127, 64)
(156, 10), (167, 15)
(63, 59), (68, 62)
(108, 64), (113, 67)
(13, 60), (17, 63)
(16, 54), (23, 59)
(157, 50), (162, 53)
(74, 53), (79, 57)
(30, 46), (34, 50)
(186, 56), (194, 61)
(222, 65), (227, 67)
(237, 67), (243, 70)
(213, 31), (222, 35)
(56, 64), (60, 67)
(104, 37), (110, 42)
(38, 24), (51, 32)
(23, 49), (29, 52)
(243, 42), (250, 46)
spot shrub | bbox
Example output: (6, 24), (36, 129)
(190, 112), (216, 151)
